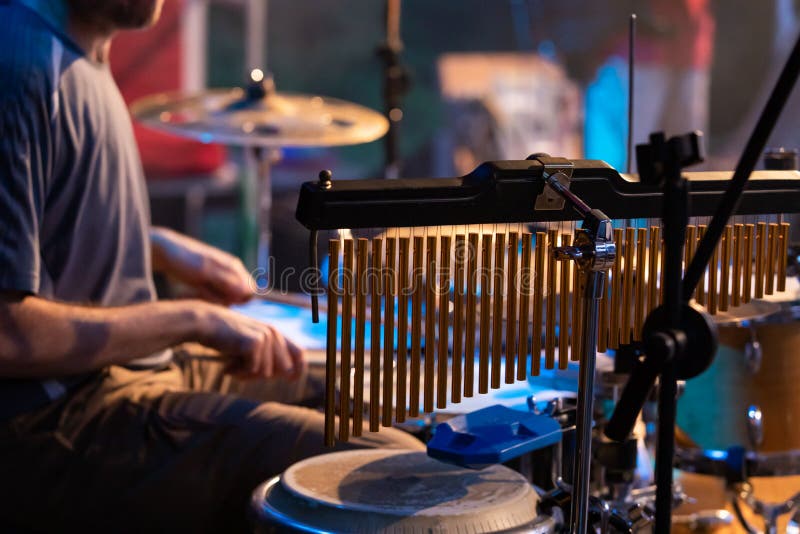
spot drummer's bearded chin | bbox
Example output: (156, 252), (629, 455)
(66, 0), (164, 31)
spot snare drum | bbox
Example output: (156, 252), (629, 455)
(250, 449), (556, 533)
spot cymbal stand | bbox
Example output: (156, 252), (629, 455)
(245, 145), (281, 290)
(377, 0), (411, 179)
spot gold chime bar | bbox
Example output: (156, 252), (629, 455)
(339, 239), (354, 441)
(505, 233), (520, 383)
(633, 228), (647, 341)
(395, 237), (409, 423)
(755, 222), (766, 298)
(621, 227), (635, 344)
(732, 225), (742, 307)
(571, 248), (583, 362)
(778, 222), (790, 292)
(369, 238), (383, 430)
(437, 235), (452, 408)
(719, 226), (731, 312)
(424, 236), (437, 412)
(451, 234), (466, 403)
(765, 223), (778, 295)
(545, 229), (558, 369)
(381, 237), (396, 427)
(743, 224), (754, 303)
(517, 233), (533, 380)
(324, 239), (340, 447)
(696, 225), (707, 306)
(491, 233), (506, 388)
(352, 238), (368, 435)
(464, 233), (479, 397)
(559, 233), (571, 369)
(531, 232), (546, 375)
(478, 234), (492, 393)
(608, 228), (623, 350)
(649, 226), (662, 313)
(408, 236), (423, 417)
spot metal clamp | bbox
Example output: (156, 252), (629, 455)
(531, 154), (574, 211)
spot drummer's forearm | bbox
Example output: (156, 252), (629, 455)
(0, 293), (205, 377)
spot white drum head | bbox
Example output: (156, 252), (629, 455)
(281, 449), (537, 519)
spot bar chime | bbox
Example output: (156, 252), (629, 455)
(295, 158), (800, 445)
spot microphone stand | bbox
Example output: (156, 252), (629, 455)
(605, 31), (800, 533)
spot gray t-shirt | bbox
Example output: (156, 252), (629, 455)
(0, 0), (164, 419)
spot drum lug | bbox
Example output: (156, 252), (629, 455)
(746, 405), (764, 449)
(745, 328), (763, 374)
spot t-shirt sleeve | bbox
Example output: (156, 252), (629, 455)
(0, 72), (51, 295)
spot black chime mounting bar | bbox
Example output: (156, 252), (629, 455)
(296, 160), (800, 231)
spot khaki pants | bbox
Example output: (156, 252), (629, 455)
(0, 354), (423, 533)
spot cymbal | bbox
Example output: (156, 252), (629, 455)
(130, 88), (389, 147)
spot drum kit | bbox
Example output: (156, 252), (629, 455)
(132, 59), (800, 534)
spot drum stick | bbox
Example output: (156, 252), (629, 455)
(505, 232), (519, 383)
(634, 228), (647, 341)
(478, 234), (492, 393)
(409, 236), (423, 416)
(778, 222), (790, 292)
(452, 234), (466, 402)
(352, 238), (368, 435)
(559, 233), (571, 370)
(732, 224), (743, 307)
(381, 238), (396, 427)
(464, 233), (479, 396)
(719, 225), (731, 312)
(436, 235), (452, 408)
(545, 229), (558, 370)
(622, 227), (635, 344)
(491, 233), (505, 388)
(338, 239), (354, 441)
(744, 224), (754, 303)
(324, 239), (340, 446)
(395, 237), (409, 422)
(369, 238), (383, 431)
(755, 222), (766, 298)
(517, 233), (533, 379)
(532, 232), (546, 375)
(765, 223), (778, 295)
(609, 228), (623, 350)
(424, 236), (437, 412)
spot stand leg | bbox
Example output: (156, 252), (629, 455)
(570, 270), (604, 533)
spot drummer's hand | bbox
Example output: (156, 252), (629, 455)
(196, 303), (306, 380)
(151, 226), (253, 305)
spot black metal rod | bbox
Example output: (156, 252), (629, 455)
(627, 13), (636, 174)
(654, 167), (689, 532)
(378, 0), (408, 179)
(683, 31), (800, 298)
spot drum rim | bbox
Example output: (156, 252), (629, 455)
(676, 446), (800, 477)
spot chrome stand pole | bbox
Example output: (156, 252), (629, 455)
(569, 269), (604, 533)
